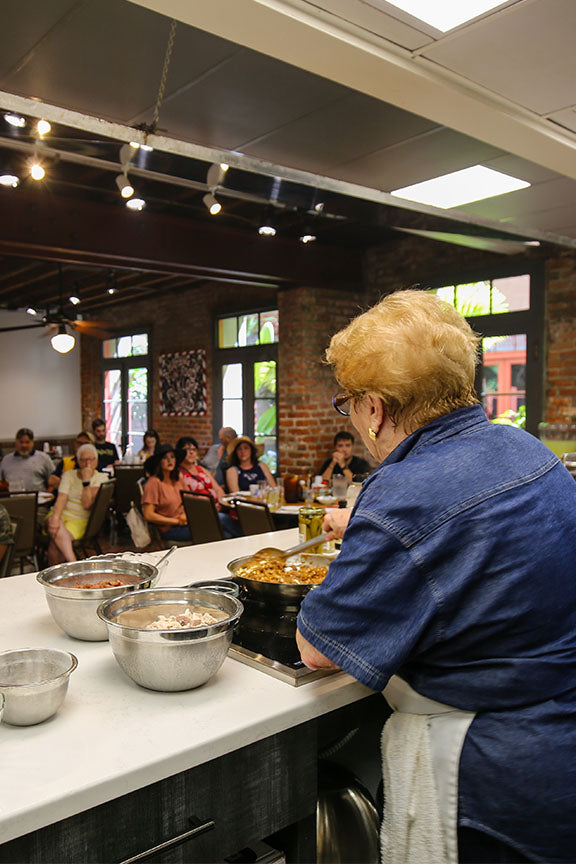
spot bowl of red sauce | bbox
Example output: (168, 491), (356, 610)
(37, 558), (159, 641)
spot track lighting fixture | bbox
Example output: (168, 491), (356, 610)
(30, 162), (45, 181)
(130, 141), (153, 152)
(300, 233), (317, 244)
(0, 174), (19, 187)
(220, 163), (229, 172)
(206, 163), (226, 188)
(258, 206), (277, 237)
(26, 307), (38, 316)
(258, 224), (276, 237)
(37, 119), (51, 136)
(203, 192), (221, 215)
(115, 173), (134, 198)
(119, 143), (133, 167)
(4, 113), (26, 128)
(126, 197), (146, 211)
(51, 325), (75, 354)
(69, 295), (81, 305)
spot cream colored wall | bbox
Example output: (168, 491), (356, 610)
(0, 310), (81, 440)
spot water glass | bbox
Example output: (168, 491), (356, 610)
(331, 475), (349, 501)
(249, 484), (259, 498)
(257, 480), (267, 499)
(266, 486), (281, 512)
(561, 452), (576, 479)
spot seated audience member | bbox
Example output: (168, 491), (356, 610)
(141, 444), (190, 542)
(0, 502), (14, 567)
(319, 430), (371, 484)
(46, 444), (108, 564)
(137, 429), (160, 463)
(0, 427), (54, 492)
(201, 426), (237, 481)
(206, 427), (238, 489)
(48, 431), (92, 492)
(177, 437), (240, 539)
(226, 436), (276, 493)
(92, 418), (120, 471)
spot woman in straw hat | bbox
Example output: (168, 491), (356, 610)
(226, 435), (276, 494)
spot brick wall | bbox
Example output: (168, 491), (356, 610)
(80, 238), (576, 475)
(545, 252), (576, 422)
(277, 285), (376, 476)
(81, 280), (276, 454)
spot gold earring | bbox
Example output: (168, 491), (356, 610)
(368, 427), (377, 441)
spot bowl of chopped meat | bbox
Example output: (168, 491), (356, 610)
(36, 558), (160, 642)
(97, 587), (244, 691)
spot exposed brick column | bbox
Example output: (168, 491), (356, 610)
(278, 286), (374, 476)
(545, 252), (576, 422)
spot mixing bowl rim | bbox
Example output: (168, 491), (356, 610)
(97, 586), (244, 633)
(0, 648), (78, 688)
(36, 561), (158, 597)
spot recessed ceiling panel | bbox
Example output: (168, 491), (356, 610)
(482, 154), (560, 184)
(0, 0), (79, 81)
(336, 128), (504, 191)
(2, 0), (239, 124)
(301, 0), (433, 49)
(152, 50), (345, 151)
(460, 178), (576, 221)
(243, 92), (437, 174)
(422, 0), (576, 115)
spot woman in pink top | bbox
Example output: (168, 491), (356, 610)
(141, 444), (190, 541)
(176, 436), (225, 503)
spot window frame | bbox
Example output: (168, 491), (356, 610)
(213, 307), (279, 470)
(101, 328), (151, 454)
(425, 261), (545, 437)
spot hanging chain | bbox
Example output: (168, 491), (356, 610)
(150, 18), (177, 133)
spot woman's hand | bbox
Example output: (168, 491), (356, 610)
(322, 507), (352, 541)
(47, 514), (61, 538)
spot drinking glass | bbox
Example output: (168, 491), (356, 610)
(331, 475), (349, 501)
(257, 480), (267, 499)
(266, 486), (281, 512)
(561, 452), (576, 480)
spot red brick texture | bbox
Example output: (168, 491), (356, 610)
(545, 252), (576, 422)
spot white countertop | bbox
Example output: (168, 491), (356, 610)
(0, 530), (371, 844)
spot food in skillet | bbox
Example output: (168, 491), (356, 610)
(236, 560), (328, 584)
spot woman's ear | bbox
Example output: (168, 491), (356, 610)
(366, 394), (385, 434)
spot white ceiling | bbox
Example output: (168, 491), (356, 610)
(2, 0), (576, 247)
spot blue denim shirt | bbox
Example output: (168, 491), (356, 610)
(298, 405), (576, 861)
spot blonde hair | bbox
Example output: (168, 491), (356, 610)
(326, 290), (480, 432)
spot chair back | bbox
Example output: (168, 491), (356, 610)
(2, 493), (38, 558)
(235, 500), (276, 535)
(181, 492), (224, 544)
(114, 466), (145, 515)
(0, 516), (22, 578)
(82, 480), (116, 543)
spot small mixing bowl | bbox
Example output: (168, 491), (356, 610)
(97, 588), (243, 692)
(0, 648), (78, 726)
(37, 559), (160, 641)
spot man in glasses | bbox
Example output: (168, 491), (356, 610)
(319, 429), (371, 485)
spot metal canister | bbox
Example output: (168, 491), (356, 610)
(298, 505), (325, 553)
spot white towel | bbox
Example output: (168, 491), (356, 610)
(381, 711), (448, 864)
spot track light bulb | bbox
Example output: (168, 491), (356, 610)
(37, 119), (51, 136)
(30, 163), (45, 181)
(51, 325), (75, 354)
(220, 163), (229, 172)
(0, 174), (19, 187)
(258, 224), (276, 237)
(300, 233), (317, 244)
(115, 174), (134, 198)
(4, 113), (26, 128)
(26, 307), (38, 316)
(203, 192), (221, 215)
(126, 197), (145, 211)
(69, 296), (81, 305)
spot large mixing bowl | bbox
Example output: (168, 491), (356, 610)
(97, 588), (243, 692)
(0, 648), (78, 726)
(37, 559), (159, 641)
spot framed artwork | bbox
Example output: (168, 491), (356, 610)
(159, 349), (207, 416)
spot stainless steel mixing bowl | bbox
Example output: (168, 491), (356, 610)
(0, 648), (78, 726)
(97, 588), (244, 692)
(36, 559), (159, 641)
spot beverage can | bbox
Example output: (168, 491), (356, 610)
(298, 505), (325, 553)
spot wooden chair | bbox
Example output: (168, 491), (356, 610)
(72, 480), (116, 559)
(0, 516), (22, 578)
(2, 492), (39, 572)
(114, 466), (145, 516)
(181, 491), (224, 544)
(235, 499), (276, 535)
(134, 479), (191, 550)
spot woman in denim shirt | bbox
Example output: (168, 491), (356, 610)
(297, 290), (576, 864)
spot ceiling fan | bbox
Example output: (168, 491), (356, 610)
(0, 264), (115, 350)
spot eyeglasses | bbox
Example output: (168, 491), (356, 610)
(332, 393), (352, 416)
